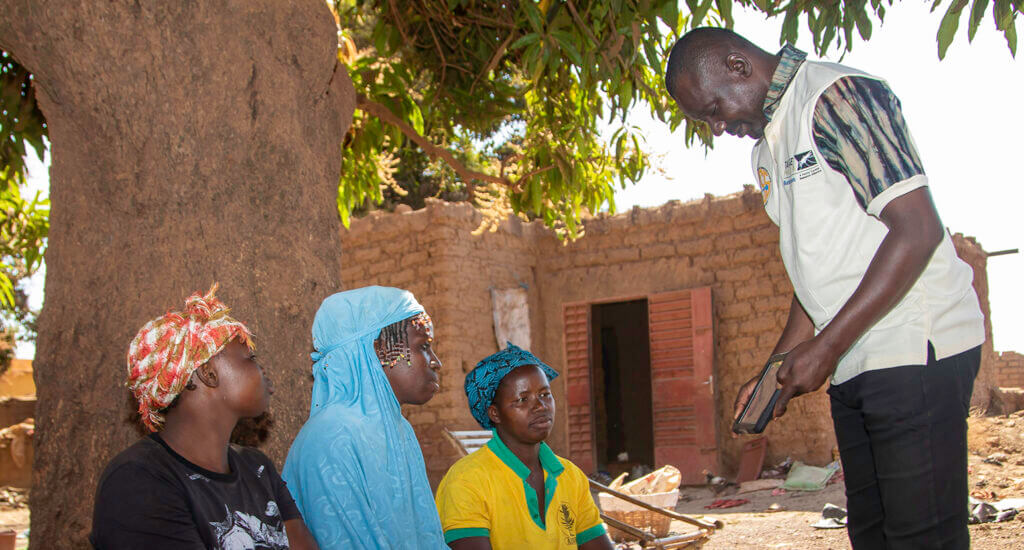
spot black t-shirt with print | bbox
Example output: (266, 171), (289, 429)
(90, 433), (300, 549)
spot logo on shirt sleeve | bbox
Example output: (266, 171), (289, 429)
(757, 167), (772, 204)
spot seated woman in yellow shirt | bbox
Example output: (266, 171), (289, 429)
(435, 344), (614, 550)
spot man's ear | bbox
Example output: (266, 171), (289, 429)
(726, 52), (752, 77)
(194, 360), (219, 389)
(487, 404), (501, 427)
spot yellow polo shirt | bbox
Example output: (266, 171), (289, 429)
(435, 432), (607, 549)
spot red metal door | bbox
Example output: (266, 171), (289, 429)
(648, 287), (717, 484)
(562, 302), (595, 474)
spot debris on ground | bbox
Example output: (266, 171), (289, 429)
(758, 456), (794, 480)
(736, 479), (781, 494)
(0, 488), (28, 510)
(704, 498), (750, 509)
(969, 497), (1024, 524)
(616, 465), (681, 495)
(810, 503), (848, 529)
(781, 461), (841, 491)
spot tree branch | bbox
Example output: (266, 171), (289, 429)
(355, 94), (553, 200)
(356, 94), (503, 198)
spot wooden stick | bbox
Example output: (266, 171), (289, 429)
(589, 479), (723, 530)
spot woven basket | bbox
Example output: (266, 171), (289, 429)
(598, 490), (679, 543)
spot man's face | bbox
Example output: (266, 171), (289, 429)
(488, 365), (556, 445)
(671, 57), (768, 140)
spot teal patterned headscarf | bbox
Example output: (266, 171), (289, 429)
(465, 343), (559, 429)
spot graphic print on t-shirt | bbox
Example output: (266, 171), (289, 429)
(209, 503), (289, 550)
(558, 503), (577, 546)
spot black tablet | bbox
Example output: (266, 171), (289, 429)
(732, 353), (787, 435)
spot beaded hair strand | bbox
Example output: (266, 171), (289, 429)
(375, 313), (433, 369)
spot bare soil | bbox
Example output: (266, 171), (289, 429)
(616, 415), (1024, 549)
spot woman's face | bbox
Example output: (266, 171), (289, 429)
(214, 340), (272, 418)
(488, 365), (556, 445)
(380, 315), (442, 405)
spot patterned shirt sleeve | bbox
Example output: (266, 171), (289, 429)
(812, 76), (926, 212)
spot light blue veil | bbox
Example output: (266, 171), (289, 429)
(282, 286), (445, 549)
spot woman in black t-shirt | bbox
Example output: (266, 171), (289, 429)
(90, 285), (318, 550)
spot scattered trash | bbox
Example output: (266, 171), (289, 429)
(984, 453), (1007, 467)
(618, 465), (681, 495)
(811, 503), (848, 529)
(828, 470), (845, 485)
(765, 503), (785, 513)
(771, 488), (787, 496)
(0, 486), (28, 508)
(704, 498), (750, 509)
(971, 489), (997, 501)
(759, 457), (794, 480)
(782, 461), (840, 491)
(736, 479), (782, 494)
(968, 497), (1024, 524)
(629, 464), (653, 482)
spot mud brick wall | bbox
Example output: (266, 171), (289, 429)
(994, 352), (1024, 389)
(342, 187), (997, 482)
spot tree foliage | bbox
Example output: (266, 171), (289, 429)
(0, 1), (1019, 310)
(334, 0), (1019, 237)
(1, 49), (47, 366)
(1, 50), (47, 312)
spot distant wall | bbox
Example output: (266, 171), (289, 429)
(0, 359), (35, 398)
(994, 352), (1024, 389)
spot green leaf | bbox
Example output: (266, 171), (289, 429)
(407, 102), (425, 135)
(1005, 19), (1018, 56)
(509, 32), (540, 51)
(781, 7), (800, 45)
(937, 0), (969, 59)
(660, 0), (680, 26)
(524, 2), (544, 33)
(691, 0), (715, 27)
(550, 30), (584, 66)
(968, 0), (991, 41)
(715, 0), (734, 27)
(855, 6), (873, 40)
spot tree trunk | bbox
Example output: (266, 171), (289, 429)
(0, 1), (355, 547)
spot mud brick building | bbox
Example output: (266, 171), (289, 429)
(994, 352), (1024, 388)
(340, 186), (998, 488)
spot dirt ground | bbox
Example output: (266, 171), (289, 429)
(615, 414), (1024, 549)
(0, 486), (28, 549)
(3, 416), (1024, 549)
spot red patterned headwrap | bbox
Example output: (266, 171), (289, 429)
(126, 283), (254, 432)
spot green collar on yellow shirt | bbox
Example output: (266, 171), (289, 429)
(487, 430), (564, 530)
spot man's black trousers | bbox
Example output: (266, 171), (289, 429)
(828, 343), (981, 550)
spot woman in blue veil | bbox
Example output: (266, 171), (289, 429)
(282, 286), (446, 549)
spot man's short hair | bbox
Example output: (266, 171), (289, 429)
(665, 27), (754, 97)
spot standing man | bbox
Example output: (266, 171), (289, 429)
(664, 28), (984, 549)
